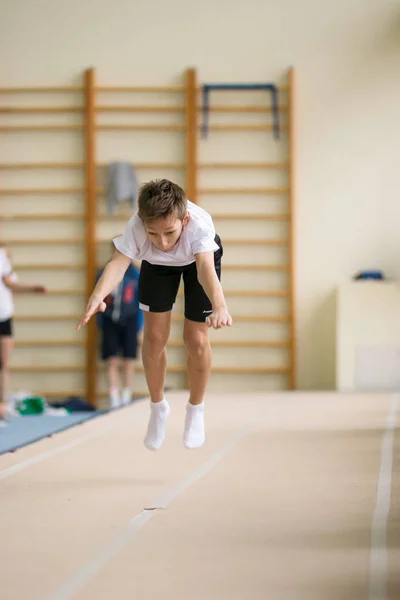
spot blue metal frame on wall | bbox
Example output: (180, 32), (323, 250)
(201, 83), (280, 139)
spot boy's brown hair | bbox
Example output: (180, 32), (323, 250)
(138, 179), (187, 222)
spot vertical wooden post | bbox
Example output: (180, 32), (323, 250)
(288, 67), (296, 390)
(84, 68), (97, 405)
(183, 68), (198, 389)
(185, 68), (198, 204)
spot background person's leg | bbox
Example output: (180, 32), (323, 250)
(121, 359), (135, 405)
(0, 335), (14, 420)
(102, 317), (120, 408)
(121, 315), (139, 405)
(107, 357), (120, 408)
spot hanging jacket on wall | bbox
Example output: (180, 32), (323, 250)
(106, 162), (139, 216)
(96, 264), (144, 329)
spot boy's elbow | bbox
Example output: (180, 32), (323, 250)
(108, 254), (130, 275)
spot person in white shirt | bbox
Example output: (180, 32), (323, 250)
(78, 179), (232, 450)
(0, 246), (46, 421)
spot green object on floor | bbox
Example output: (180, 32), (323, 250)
(17, 396), (46, 416)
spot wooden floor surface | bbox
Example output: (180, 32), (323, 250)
(0, 391), (399, 600)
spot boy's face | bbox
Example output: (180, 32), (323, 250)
(144, 212), (189, 253)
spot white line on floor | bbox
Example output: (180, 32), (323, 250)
(368, 393), (399, 600)
(47, 429), (250, 600)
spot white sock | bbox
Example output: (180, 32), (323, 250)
(183, 402), (205, 449)
(109, 387), (120, 409)
(121, 387), (132, 406)
(144, 399), (170, 451)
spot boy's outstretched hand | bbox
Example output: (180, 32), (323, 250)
(206, 305), (233, 329)
(77, 295), (106, 330)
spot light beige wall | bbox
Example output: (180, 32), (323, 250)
(1, 0), (400, 390)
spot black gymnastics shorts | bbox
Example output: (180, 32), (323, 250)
(0, 319), (13, 370)
(138, 235), (223, 323)
(0, 318), (13, 337)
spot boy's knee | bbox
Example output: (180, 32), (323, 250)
(184, 330), (209, 358)
(144, 328), (168, 351)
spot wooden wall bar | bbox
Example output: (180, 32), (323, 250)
(84, 68), (97, 405)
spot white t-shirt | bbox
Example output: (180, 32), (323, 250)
(0, 250), (14, 321)
(113, 200), (219, 267)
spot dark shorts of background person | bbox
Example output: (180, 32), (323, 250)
(0, 318), (13, 370)
(101, 315), (139, 360)
(0, 318), (12, 338)
(138, 234), (223, 323)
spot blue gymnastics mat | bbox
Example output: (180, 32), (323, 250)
(0, 412), (102, 455)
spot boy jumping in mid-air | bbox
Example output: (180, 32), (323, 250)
(78, 179), (232, 450)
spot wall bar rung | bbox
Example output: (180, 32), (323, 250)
(171, 314), (290, 324)
(0, 107), (83, 114)
(1, 214), (84, 221)
(199, 187), (288, 195)
(0, 188), (84, 195)
(0, 84), (288, 94)
(177, 289), (289, 298)
(200, 162), (288, 169)
(211, 213), (289, 221)
(0, 124), (291, 134)
(222, 264), (289, 271)
(208, 124), (288, 132)
(96, 86), (185, 93)
(0, 87), (82, 93)
(221, 238), (288, 246)
(0, 162), (185, 170)
(0, 125), (83, 132)
(97, 124), (185, 132)
(13, 264), (85, 270)
(97, 105), (184, 113)
(0, 161), (287, 171)
(15, 340), (84, 348)
(3, 239), (84, 245)
(168, 339), (289, 348)
(14, 315), (81, 322)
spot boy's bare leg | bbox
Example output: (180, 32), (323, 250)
(183, 319), (212, 406)
(107, 356), (120, 389)
(182, 319), (211, 449)
(142, 311), (171, 450)
(142, 311), (171, 402)
(0, 336), (14, 420)
(123, 358), (135, 390)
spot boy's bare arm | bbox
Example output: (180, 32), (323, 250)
(195, 251), (232, 329)
(77, 250), (131, 330)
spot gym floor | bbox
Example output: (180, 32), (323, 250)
(0, 391), (399, 600)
